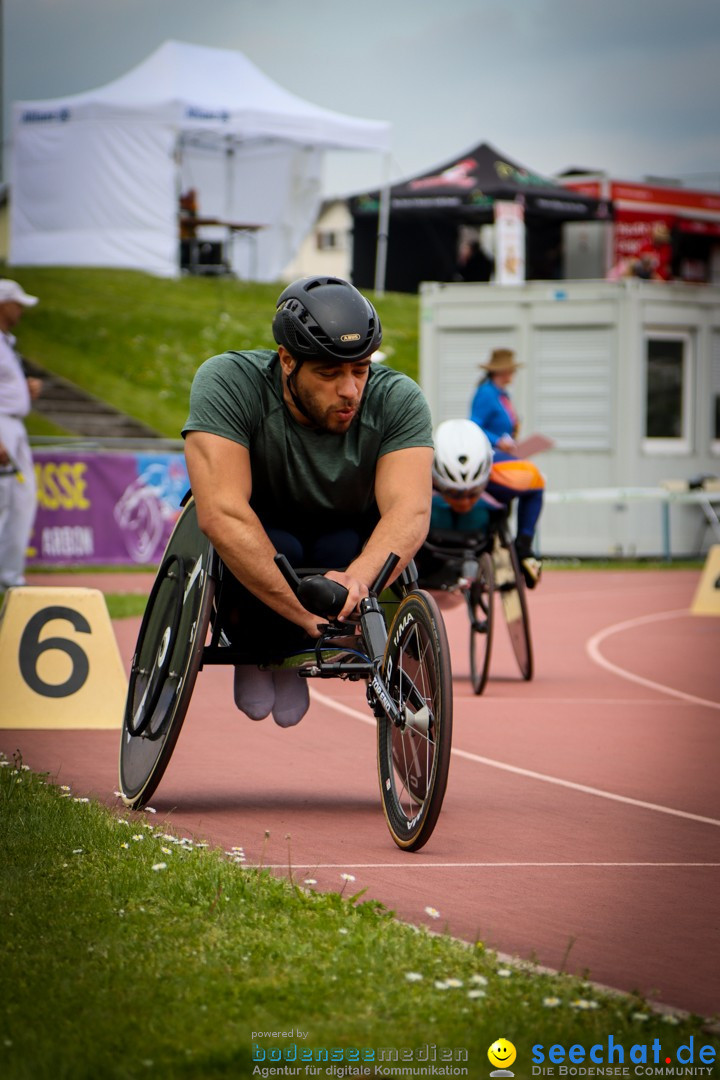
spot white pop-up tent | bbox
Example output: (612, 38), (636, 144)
(9, 40), (391, 280)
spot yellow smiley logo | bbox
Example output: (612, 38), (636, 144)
(488, 1039), (517, 1070)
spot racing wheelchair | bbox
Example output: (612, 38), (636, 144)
(119, 496), (453, 852)
(416, 506), (533, 696)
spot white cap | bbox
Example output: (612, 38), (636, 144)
(0, 280), (39, 306)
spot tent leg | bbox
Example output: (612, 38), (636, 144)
(373, 152), (392, 296)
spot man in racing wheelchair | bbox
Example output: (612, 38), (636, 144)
(415, 418), (495, 592)
(415, 418), (537, 691)
(416, 418), (543, 591)
(182, 276), (434, 728)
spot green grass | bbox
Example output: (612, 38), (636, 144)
(1, 754), (717, 1080)
(10, 268), (420, 440)
(544, 558), (704, 571)
(0, 591), (148, 619)
(104, 593), (152, 618)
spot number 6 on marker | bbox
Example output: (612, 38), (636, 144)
(19, 606), (91, 698)
(0, 587), (127, 730)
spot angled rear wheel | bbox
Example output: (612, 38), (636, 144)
(493, 531), (533, 681)
(119, 498), (215, 808)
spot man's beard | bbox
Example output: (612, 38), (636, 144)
(292, 382), (361, 433)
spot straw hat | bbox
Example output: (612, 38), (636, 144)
(480, 348), (522, 374)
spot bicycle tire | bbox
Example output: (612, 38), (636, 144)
(377, 590), (453, 851)
(468, 550), (495, 695)
(119, 498), (215, 808)
(494, 529), (533, 681)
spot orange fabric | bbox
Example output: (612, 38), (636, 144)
(489, 459), (545, 492)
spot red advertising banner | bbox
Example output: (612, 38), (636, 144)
(613, 209), (672, 260)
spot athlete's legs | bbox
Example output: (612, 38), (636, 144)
(311, 528), (362, 568)
(232, 525), (364, 724)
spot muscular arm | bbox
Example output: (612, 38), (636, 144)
(327, 445), (433, 619)
(184, 430), (321, 636)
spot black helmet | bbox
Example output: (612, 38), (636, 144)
(272, 276), (382, 364)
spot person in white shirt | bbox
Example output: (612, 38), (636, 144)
(0, 280), (42, 588)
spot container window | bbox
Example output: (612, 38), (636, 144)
(643, 332), (692, 454)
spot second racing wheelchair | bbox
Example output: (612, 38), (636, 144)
(415, 419), (534, 695)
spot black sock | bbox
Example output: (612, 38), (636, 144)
(515, 534), (534, 560)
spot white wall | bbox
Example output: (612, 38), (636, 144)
(420, 278), (720, 557)
(280, 199), (352, 282)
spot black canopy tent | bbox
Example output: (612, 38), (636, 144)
(351, 141), (613, 293)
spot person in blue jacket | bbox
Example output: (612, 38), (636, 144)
(470, 348), (544, 586)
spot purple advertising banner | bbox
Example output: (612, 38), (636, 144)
(27, 450), (190, 566)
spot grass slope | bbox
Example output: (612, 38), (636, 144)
(1, 754), (717, 1080)
(10, 269), (419, 439)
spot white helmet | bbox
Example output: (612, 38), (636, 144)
(432, 419), (493, 496)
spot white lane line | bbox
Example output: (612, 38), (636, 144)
(586, 608), (720, 710)
(310, 688), (720, 828)
(261, 862), (720, 870)
(456, 698), (687, 705)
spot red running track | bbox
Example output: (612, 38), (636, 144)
(3, 568), (719, 1018)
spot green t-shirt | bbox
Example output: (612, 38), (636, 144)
(182, 349), (433, 535)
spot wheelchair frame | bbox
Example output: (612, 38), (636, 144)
(119, 497), (453, 852)
(418, 509), (534, 694)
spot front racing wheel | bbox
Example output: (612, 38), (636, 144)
(376, 590), (453, 851)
